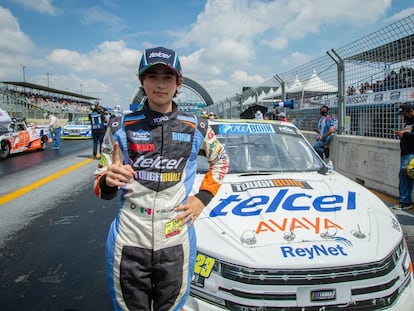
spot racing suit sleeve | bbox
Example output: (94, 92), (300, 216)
(194, 124), (229, 206)
(93, 125), (124, 200)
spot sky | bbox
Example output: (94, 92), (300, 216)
(1, 0), (414, 110)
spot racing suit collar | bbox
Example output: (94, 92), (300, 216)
(143, 101), (179, 127)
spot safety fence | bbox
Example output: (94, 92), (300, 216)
(213, 13), (414, 140)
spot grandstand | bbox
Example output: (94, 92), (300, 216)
(0, 81), (99, 121)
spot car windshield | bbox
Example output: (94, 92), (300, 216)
(69, 118), (90, 125)
(197, 122), (323, 174)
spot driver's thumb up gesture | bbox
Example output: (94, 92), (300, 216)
(105, 142), (135, 187)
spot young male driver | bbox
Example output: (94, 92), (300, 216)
(93, 46), (229, 310)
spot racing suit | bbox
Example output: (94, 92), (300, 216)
(93, 102), (229, 311)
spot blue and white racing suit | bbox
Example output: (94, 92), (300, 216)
(93, 102), (229, 311)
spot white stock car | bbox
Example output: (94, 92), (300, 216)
(61, 117), (92, 139)
(185, 119), (414, 311)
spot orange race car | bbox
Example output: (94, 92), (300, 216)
(0, 118), (51, 159)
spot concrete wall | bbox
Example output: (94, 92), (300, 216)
(302, 131), (400, 198)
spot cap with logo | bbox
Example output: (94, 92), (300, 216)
(398, 103), (413, 114)
(138, 46), (182, 78)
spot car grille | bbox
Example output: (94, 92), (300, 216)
(220, 255), (395, 286)
(67, 129), (80, 134)
(191, 241), (412, 310)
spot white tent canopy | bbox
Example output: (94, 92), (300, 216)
(263, 87), (282, 99)
(241, 95), (255, 106)
(286, 75), (303, 94)
(243, 71), (337, 104)
(284, 71), (337, 95)
(302, 70), (337, 93)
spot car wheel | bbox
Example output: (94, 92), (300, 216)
(40, 136), (48, 150)
(0, 141), (10, 159)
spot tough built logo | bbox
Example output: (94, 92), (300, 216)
(231, 179), (312, 192)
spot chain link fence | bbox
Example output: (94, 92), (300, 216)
(217, 13), (414, 140)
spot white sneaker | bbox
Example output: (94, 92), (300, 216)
(392, 203), (412, 210)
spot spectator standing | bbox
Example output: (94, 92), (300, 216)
(255, 109), (263, 120)
(92, 46), (229, 310)
(272, 108), (279, 120)
(89, 102), (107, 159)
(393, 104), (414, 210)
(313, 105), (335, 159)
(44, 112), (62, 150)
(279, 112), (287, 122)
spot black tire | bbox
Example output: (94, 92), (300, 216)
(0, 141), (10, 159)
(40, 136), (48, 150)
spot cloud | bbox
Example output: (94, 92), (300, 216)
(43, 41), (140, 106)
(0, 7), (34, 79)
(385, 7), (414, 23)
(171, 0), (393, 99)
(0, 0), (403, 107)
(281, 51), (312, 68)
(81, 6), (126, 31)
(261, 37), (288, 50)
(231, 70), (265, 85)
(46, 40), (139, 75)
(10, 0), (59, 15)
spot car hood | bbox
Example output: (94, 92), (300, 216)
(193, 171), (402, 269)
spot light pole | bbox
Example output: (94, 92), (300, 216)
(227, 98), (232, 118)
(274, 74), (286, 101)
(80, 83), (83, 94)
(234, 93), (244, 116)
(45, 73), (50, 87)
(20, 64), (26, 82)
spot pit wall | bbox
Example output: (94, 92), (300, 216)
(302, 131), (400, 198)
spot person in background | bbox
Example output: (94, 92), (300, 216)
(93, 46), (229, 311)
(313, 105), (335, 159)
(264, 112), (272, 120)
(208, 112), (216, 120)
(255, 109), (263, 120)
(272, 108), (279, 120)
(393, 103), (414, 210)
(103, 107), (111, 124)
(279, 112), (287, 122)
(44, 112), (62, 150)
(0, 107), (11, 127)
(89, 102), (107, 159)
